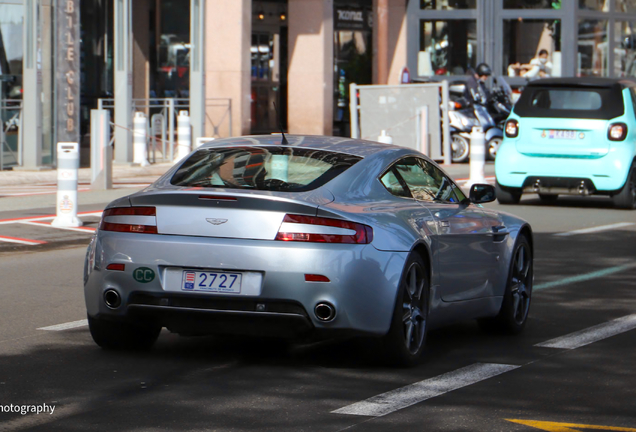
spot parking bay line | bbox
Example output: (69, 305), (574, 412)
(332, 363), (519, 417)
(534, 262), (636, 291)
(0, 235), (47, 245)
(38, 319), (88, 331)
(554, 222), (635, 237)
(535, 313), (636, 350)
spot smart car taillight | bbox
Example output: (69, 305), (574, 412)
(608, 122), (627, 141)
(100, 207), (158, 234)
(276, 214), (373, 244)
(505, 119), (519, 138)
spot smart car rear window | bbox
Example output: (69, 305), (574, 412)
(171, 146), (361, 192)
(514, 86), (624, 119)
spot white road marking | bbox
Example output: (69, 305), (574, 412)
(37, 319), (88, 331)
(19, 220), (96, 233)
(0, 235), (46, 245)
(536, 314), (636, 350)
(332, 363), (519, 417)
(554, 222), (635, 237)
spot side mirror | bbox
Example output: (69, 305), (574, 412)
(469, 184), (496, 204)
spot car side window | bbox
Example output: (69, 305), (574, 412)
(417, 159), (467, 204)
(379, 168), (411, 198)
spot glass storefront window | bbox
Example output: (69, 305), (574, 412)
(616, 0), (636, 12)
(0, 2), (23, 100)
(578, 19), (608, 76)
(614, 21), (636, 77)
(156, 0), (190, 98)
(419, 20), (476, 76)
(504, 0), (560, 9)
(504, 19), (561, 78)
(420, 0), (475, 10)
(579, 0), (609, 11)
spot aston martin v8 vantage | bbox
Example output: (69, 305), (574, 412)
(84, 135), (534, 366)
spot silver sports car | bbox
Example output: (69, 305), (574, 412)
(84, 135), (533, 366)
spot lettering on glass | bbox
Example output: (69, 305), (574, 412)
(59, 0), (78, 137)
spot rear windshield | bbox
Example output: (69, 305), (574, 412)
(171, 146), (361, 192)
(514, 86), (624, 119)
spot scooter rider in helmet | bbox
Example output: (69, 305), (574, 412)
(464, 63), (492, 105)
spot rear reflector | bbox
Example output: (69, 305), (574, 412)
(106, 263), (126, 271)
(305, 274), (330, 282)
(100, 207), (158, 234)
(276, 214), (373, 244)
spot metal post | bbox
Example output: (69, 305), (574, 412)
(190, 0), (206, 142)
(133, 111), (149, 166)
(90, 109), (112, 190)
(114, 0), (133, 164)
(419, 106), (429, 156)
(441, 80), (452, 165)
(22, 0), (42, 169)
(469, 126), (486, 186)
(168, 98), (175, 161)
(349, 83), (359, 139)
(51, 142), (83, 227)
(175, 110), (191, 162)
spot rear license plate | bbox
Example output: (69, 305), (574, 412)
(548, 129), (576, 140)
(182, 270), (242, 294)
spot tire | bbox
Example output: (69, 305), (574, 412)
(479, 235), (533, 335)
(613, 164), (636, 209)
(539, 194), (558, 202)
(495, 181), (522, 205)
(383, 253), (429, 367)
(451, 134), (470, 163)
(88, 316), (161, 350)
(487, 137), (502, 161)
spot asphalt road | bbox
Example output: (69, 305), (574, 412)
(1, 176), (636, 431)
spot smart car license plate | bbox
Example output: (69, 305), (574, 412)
(548, 129), (576, 140)
(182, 270), (242, 293)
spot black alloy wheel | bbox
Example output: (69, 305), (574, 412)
(479, 235), (533, 334)
(384, 253), (429, 367)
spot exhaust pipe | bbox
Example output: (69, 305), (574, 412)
(103, 289), (122, 309)
(578, 181), (587, 195)
(314, 302), (336, 322)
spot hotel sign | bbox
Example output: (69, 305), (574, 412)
(55, 0), (80, 144)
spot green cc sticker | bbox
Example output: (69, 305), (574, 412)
(133, 267), (155, 283)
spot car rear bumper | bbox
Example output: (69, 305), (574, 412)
(495, 140), (633, 192)
(84, 232), (409, 338)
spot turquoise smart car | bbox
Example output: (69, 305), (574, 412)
(495, 77), (636, 209)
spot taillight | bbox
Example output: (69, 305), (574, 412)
(276, 214), (373, 244)
(99, 207), (158, 234)
(505, 119), (519, 138)
(608, 122), (627, 141)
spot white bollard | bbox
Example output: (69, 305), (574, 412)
(51, 142), (83, 228)
(468, 126), (486, 185)
(377, 130), (393, 144)
(133, 112), (150, 167)
(175, 110), (192, 163)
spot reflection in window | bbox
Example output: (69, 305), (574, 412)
(156, 0), (190, 98)
(420, 0), (475, 10)
(419, 20), (476, 76)
(578, 20), (608, 77)
(615, 21), (636, 77)
(0, 3), (23, 99)
(504, 0), (558, 8)
(504, 19), (561, 78)
(579, 0), (608, 10)
(616, 0), (636, 12)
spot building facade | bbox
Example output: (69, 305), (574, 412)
(1, 0), (635, 169)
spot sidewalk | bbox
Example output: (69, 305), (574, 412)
(0, 162), (174, 187)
